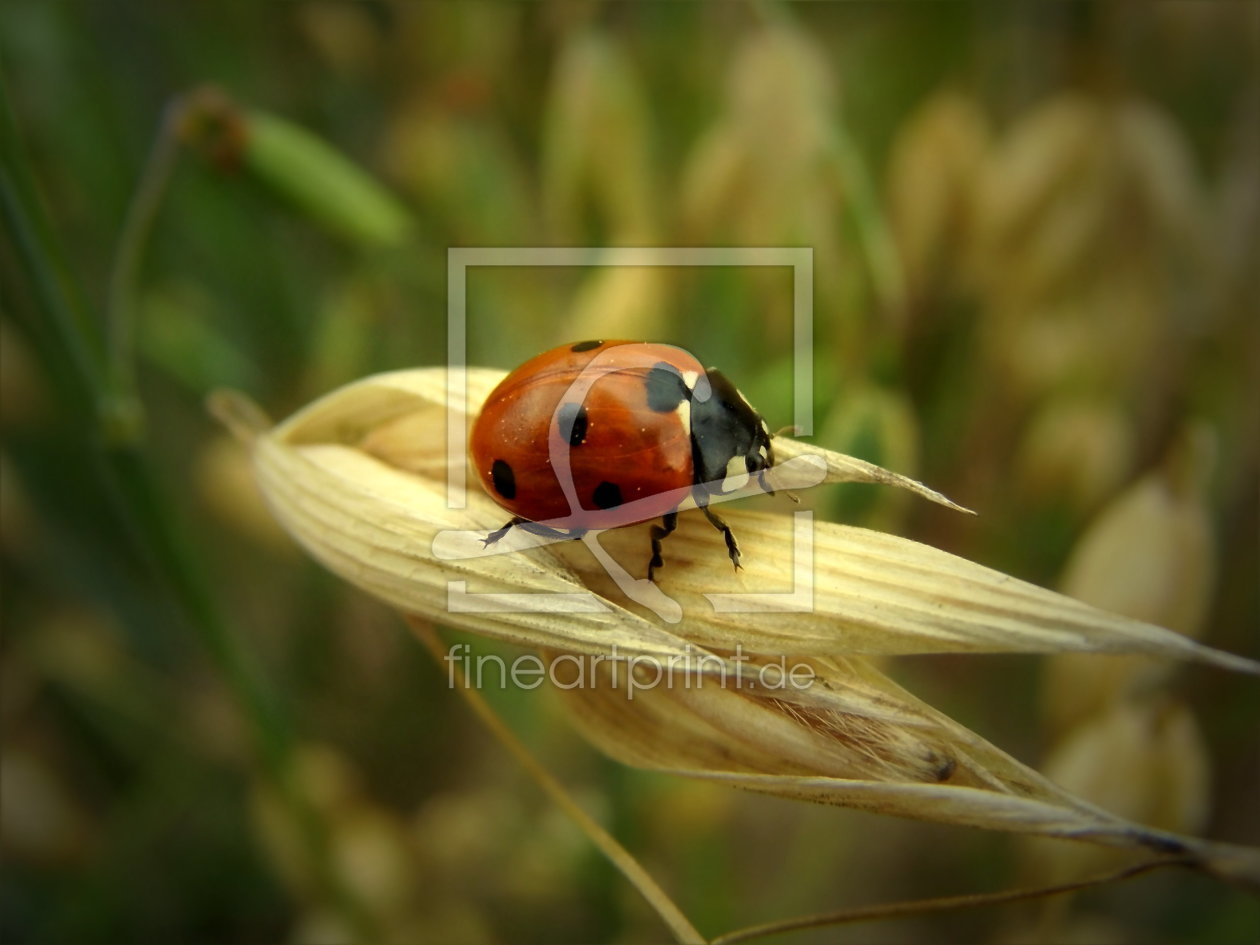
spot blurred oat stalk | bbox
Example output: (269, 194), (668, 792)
(886, 90), (991, 307)
(210, 366), (1260, 891)
(1015, 428), (1227, 913)
(969, 93), (1207, 441)
(541, 29), (657, 244)
(540, 29), (671, 342)
(886, 91), (1224, 520)
(679, 24), (904, 342)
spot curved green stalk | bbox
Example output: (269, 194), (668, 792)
(2, 80), (380, 941)
(104, 96), (185, 443)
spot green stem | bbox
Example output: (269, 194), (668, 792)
(103, 95), (185, 443)
(711, 856), (1191, 945)
(3, 78), (292, 795)
(1, 92), (106, 417)
(3, 82), (380, 941)
(413, 623), (707, 945)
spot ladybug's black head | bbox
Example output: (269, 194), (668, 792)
(689, 370), (775, 497)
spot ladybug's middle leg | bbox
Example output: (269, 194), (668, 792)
(647, 511), (678, 582)
(700, 505), (742, 571)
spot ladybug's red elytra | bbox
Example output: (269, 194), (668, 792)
(469, 339), (777, 580)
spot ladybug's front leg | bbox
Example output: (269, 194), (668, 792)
(647, 511), (678, 582)
(700, 505), (742, 571)
(482, 517), (525, 547)
(485, 518), (586, 549)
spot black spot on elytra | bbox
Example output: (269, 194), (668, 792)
(570, 339), (603, 352)
(490, 460), (516, 499)
(592, 481), (623, 509)
(557, 402), (589, 446)
(645, 363), (689, 412)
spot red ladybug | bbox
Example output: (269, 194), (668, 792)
(469, 339), (776, 580)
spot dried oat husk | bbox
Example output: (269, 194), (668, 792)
(1022, 698), (1212, 888)
(211, 368), (1260, 887)
(680, 25), (836, 246)
(541, 29), (658, 243)
(1012, 398), (1136, 515)
(1020, 428), (1224, 904)
(973, 95), (1203, 307)
(970, 95), (1207, 442)
(677, 26), (857, 335)
(886, 90), (991, 303)
(1042, 427), (1218, 738)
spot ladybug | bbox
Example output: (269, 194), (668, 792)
(469, 339), (777, 580)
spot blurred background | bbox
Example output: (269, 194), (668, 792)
(2, 2), (1257, 942)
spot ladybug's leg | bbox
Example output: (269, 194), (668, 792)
(701, 505), (742, 571)
(647, 511), (678, 582)
(488, 519), (586, 546)
(482, 517), (525, 547)
(756, 469), (799, 504)
(517, 520), (585, 542)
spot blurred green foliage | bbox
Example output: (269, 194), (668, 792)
(2, 2), (1257, 943)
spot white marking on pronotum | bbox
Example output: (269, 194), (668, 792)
(675, 397), (692, 431)
(721, 456), (750, 493)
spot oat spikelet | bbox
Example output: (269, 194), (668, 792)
(210, 367), (1260, 887)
